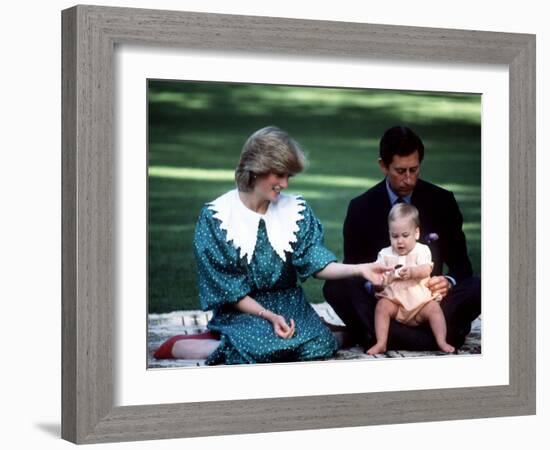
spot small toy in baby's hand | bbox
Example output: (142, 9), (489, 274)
(391, 264), (414, 281)
(381, 264), (403, 285)
(393, 264), (403, 279)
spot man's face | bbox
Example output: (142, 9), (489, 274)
(379, 151), (421, 198)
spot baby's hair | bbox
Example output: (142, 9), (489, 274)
(388, 203), (420, 228)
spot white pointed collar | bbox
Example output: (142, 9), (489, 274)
(207, 189), (306, 263)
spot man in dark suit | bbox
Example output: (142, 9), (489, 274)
(323, 126), (481, 350)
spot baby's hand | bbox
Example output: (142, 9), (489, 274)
(397, 267), (412, 280)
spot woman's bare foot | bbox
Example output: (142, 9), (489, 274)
(366, 342), (387, 355)
(438, 342), (455, 353)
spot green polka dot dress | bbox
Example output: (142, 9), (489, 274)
(193, 190), (338, 365)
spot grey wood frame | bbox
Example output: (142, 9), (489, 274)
(62, 4), (536, 444)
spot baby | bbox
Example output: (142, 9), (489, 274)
(367, 203), (455, 355)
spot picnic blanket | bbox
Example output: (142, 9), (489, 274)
(148, 302), (481, 368)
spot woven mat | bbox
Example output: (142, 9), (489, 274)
(148, 302), (481, 368)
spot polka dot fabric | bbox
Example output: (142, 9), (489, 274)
(193, 196), (338, 365)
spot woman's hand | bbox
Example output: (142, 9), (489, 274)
(235, 297), (295, 338)
(357, 262), (390, 286)
(268, 313), (296, 339)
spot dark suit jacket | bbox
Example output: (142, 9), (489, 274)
(343, 179), (473, 283)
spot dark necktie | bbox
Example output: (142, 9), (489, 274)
(395, 197), (405, 204)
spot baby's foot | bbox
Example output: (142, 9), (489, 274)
(366, 342), (387, 355)
(438, 342), (455, 353)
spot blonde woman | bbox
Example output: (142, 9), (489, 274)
(155, 126), (387, 364)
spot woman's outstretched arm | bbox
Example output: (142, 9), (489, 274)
(314, 262), (388, 285)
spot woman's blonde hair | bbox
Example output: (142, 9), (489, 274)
(235, 126), (307, 192)
(388, 202), (420, 228)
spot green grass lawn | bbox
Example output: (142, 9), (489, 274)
(148, 81), (481, 313)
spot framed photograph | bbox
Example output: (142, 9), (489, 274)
(145, 80), (483, 371)
(62, 5), (535, 444)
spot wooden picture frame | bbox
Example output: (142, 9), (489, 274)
(61, 5), (535, 444)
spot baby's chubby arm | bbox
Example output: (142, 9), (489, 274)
(398, 263), (432, 280)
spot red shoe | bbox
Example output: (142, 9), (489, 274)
(153, 331), (218, 359)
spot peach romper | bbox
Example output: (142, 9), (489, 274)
(375, 243), (439, 325)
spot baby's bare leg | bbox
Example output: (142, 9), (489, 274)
(417, 301), (455, 353)
(366, 298), (399, 355)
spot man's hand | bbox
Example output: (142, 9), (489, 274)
(426, 275), (451, 299)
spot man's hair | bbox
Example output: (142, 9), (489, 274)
(235, 126), (307, 192)
(388, 202), (420, 228)
(379, 126), (425, 167)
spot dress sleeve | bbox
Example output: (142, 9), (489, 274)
(415, 243), (433, 265)
(291, 201), (337, 282)
(193, 206), (251, 311)
(375, 248), (386, 264)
